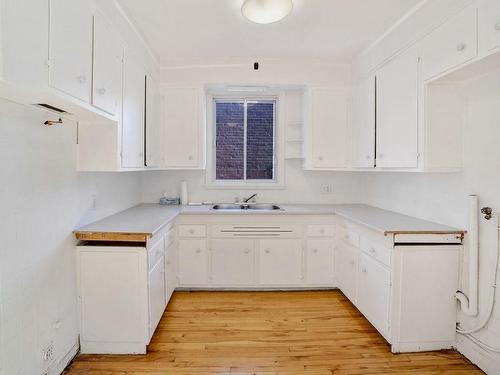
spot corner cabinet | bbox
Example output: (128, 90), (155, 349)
(303, 87), (350, 170)
(162, 87), (206, 169)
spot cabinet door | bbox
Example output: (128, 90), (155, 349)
(420, 7), (477, 81)
(351, 75), (375, 168)
(210, 239), (254, 285)
(306, 239), (334, 285)
(336, 242), (358, 303)
(145, 74), (161, 167)
(122, 53), (145, 168)
(259, 239), (302, 285)
(92, 13), (122, 116)
(358, 253), (391, 336)
(165, 241), (177, 303)
(49, 0), (92, 102)
(163, 88), (204, 168)
(479, 0), (500, 53)
(178, 240), (208, 285)
(308, 88), (349, 169)
(376, 47), (418, 168)
(148, 255), (166, 339)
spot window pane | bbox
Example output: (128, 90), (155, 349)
(246, 101), (275, 180)
(215, 101), (244, 180)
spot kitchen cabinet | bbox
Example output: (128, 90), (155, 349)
(419, 7), (477, 81)
(304, 88), (349, 170)
(305, 239), (334, 285)
(259, 239), (302, 285)
(478, 0), (500, 53)
(163, 87), (205, 169)
(49, 0), (93, 102)
(336, 241), (358, 303)
(178, 239), (208, 285)
(92, 12), (122, 116)
(148, 255), (166, 338)
(351, 75), (375, 168)
(121, 53), (146, 168)
(357, 253), (391, 336)
(145, 74), (161, 167)
(165, 239), (177, 303)
(376, 46), (418, 168)
(210, 239), (254, 285)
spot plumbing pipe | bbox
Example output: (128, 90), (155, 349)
(455, 195), (479, 316)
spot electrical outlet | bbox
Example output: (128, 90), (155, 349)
(42, 343), (55, 362)
(320, 184), (333, 194)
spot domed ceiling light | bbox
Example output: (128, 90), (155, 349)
(241, 0), (293, 24)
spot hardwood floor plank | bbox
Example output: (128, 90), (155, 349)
(65, 290), (483, 374)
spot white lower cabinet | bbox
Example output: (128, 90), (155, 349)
(357, 253), (391, 337)
(336, 241), (358, 303)
(259, 239), (303, 285)
(148, 255), (166, 338)
(210, 239), (254, 285)
(165, 240), (177, 302)
(306, 239), (334, 285)
(178, 239), (208, 285)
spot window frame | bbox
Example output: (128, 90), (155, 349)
(205, 92), (285, 189)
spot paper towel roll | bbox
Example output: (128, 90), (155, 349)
(180, 180), (188, 205)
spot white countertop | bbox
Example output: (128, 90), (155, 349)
(74, 203), (464, 237)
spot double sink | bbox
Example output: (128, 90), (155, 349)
(212, 204), (282, 211)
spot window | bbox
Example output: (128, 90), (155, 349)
(215, 98), (276, 181)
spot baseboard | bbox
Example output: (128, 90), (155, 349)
(175, 286), (339, 291)
(457, 335), (500, 375)
(50, 340), (79, 375)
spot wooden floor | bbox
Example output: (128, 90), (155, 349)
(66, 290), (482, 375)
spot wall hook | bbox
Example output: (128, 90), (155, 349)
(43, 118), (63, 126)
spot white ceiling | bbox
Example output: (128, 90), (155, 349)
(118, 0), (422, 67)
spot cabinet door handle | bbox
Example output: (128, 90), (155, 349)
(370, 247), (376, 254)
(456, 43), (466, 52)
(349, 260), (355, 265)
(366, 154), (371, 159)
(313, 248), (318, 254)
(188, 155), (194, 161)
(196, 248), (201, 254)
(265, 249), (270, 254)
(361, 267), (367, 273)
(77, 75), (87, 84)
(244, 249), (250, 254)
(495, 21), (500, 31)
(319, 228), (325, 234)
(189, 229), (195, 234)
(97, 87), (106, 95)
(318, 156), (324, 161)
(378, 153), (384, 159)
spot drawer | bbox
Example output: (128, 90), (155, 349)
(338, 227), (359, 247)
(307, 224), (335, 237)
(178, 224), (206, 238)
(420, 7), (477, 81)
(148, 237), (165, 270)
(360, 237), (391, 267)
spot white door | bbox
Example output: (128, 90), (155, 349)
(309, 88), (349, 169)
(259, 239), (302, 285)
(92, 13), (122, 116)
(145, 74), (161, 167)
(163, 88), (203, 168)
(122, 53), (145, 168)
(210, 239), (254, 285)
(165, 241), (177, 303)
(306, 239), (334, 285)
(148, 255), (166, 339)
(376, 47), (418, 168)
(351, 75), (375, 168)
(178, 240), (208, 285)
(358, 253), (391, 336)
(479, 0), (500, 53)
(49, 0), (92, 102)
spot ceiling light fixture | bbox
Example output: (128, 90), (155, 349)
(241, 0), (293, 24)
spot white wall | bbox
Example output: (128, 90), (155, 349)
(0, 99), (141, 375)
(363, 70), (500, 371)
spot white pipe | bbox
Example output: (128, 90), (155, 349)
(455, 195), (479, 316)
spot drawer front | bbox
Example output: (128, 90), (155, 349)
(148, 237), (165, 270)
(479, 0), (500, 52)
(306, 224), (335, 238)
(420, 7), (477, 80)
(338, 227), (359, 248)
(360, 237), (391, 267)
(178, 224), (206, 238)
(211, 224), (301, 238)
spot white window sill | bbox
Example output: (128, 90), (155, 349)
(204, 182), (286, 190)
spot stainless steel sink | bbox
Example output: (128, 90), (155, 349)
(211, 204), (282, 211)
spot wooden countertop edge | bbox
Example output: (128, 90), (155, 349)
(74, 231), (151, 242)
(384, 230), (466, 236)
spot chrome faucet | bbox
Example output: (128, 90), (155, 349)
(243, 193), (258, 203)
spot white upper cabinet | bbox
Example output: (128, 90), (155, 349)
(122, 53), (146, 168)
(92, 13), (122, 116)
(304, 88), (349, 170)
(145, 74), (161, 168)
(49, 0), (93, 103)
(376, 46), (418, 169)
(351, 75), (375, 168)
(163, 87), (205, 169)
(419, 7), (477, 81)
(478, 0), (500, 53)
